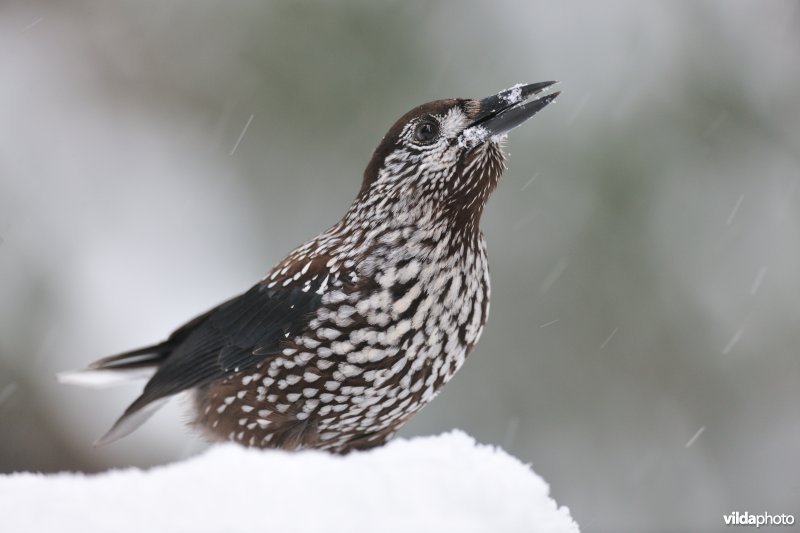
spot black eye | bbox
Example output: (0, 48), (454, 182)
(413, 120), (439, 143)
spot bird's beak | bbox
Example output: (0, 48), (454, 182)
(468, 81), (560, 137)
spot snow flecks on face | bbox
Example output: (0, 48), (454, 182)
(459, 125), (490, 149)
(439, 107), (472, 140)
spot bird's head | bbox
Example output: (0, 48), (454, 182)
(353, 82), (559, 233)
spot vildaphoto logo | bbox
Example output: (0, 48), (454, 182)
(723, 511), (795, 528)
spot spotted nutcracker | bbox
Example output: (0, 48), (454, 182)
(62, 82), (560, 452)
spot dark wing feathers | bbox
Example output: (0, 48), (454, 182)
(138, 282), (323, 406)
(89, 303), (229, 371)
(97, 280), (324, 444)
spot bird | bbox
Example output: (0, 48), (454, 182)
(61, 82), (560, 453)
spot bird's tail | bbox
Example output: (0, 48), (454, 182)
(58, 342), (176, 446)
(57, 343), (170, 388)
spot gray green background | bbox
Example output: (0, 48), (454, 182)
(1, 2), (798, 531)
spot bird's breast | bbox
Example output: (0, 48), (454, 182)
(312, 235), (490, 399)
(197, 231), (491, 452)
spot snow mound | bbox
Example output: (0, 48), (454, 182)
(0, 431), (579, 533)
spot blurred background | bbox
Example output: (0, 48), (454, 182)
(1, 1), (798, 531)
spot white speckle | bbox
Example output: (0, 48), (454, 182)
(540, 258), (568, 293)
(241, 405), (254, 413)
(685, 426), (706, 448)
(722, 329), (743, 354)
(229, 114), (255, 156)
(303, 372), (320, 382)
(331, 341), (355, 355)
(347, 350), (369, 364)
(316, 274), (331, 295)
(377, 268), (397, 288)
(339, 364), (362, 378)
(367, 348), (388, 362)
(21, 17), (44, 33)
(286, 393), (301, 402)
(750, 266), (767, 295)
(726, 194), (744, 225)
(459, 126), (490, 149)
(599, 328), (619, 350)
(295, 352), (314, 363)
(303, 338), (321, 349)
(318, 328), (342, 340)
(520, 172), (539, 192)
(392, 284), (421, 315)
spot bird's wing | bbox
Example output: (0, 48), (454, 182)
(96, 278), (326, 445)
(142, 281), (324, 405)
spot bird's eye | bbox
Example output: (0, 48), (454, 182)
(413, 120), (439, 143)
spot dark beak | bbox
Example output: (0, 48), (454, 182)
(469, 81), (560, 137)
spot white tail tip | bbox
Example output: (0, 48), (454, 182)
(57, 368), (156, 389)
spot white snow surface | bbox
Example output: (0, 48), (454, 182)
(1, 431), (578, 533)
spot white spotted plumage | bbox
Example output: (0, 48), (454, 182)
(80, 84), (558, 452)
(195, 100), (500, 452)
